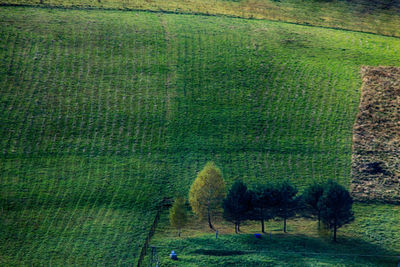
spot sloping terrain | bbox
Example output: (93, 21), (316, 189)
(1, 6), (400, 266)
(351, 66), (400, 203)
(1, 0), (400, 37)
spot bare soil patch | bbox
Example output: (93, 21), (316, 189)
(351, 66), (400, 203)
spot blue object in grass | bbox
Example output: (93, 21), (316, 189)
(254, 233), (262, 239)
(170, 251), (178, 260)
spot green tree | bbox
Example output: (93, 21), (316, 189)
(223, 181), (251, 233)
(189, 162), (226, 230)
(248, 183), (277, 233)
(302, 182), (324, 228)
(274, 180), (298, 233)
(169, 197), (188, 237)
(319, 180), (354, 242)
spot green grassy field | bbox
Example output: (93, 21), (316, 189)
(1, 6), (400, 266)
(1, 0), (400, 37)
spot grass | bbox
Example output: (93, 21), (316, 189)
(0, 5), (400, 265)
(0, 156), (169, 265)
(1, 0), (399, 37)
(148, 203), (400, 266)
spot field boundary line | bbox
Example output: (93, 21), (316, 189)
(136, 197), (172, 267)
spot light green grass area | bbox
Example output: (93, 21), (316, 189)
(1, 0), (399, 37)
(149, 204), (400, 266)
(0, 6), (400, 265)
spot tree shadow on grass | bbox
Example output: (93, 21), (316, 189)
(156, 233), (398, 266)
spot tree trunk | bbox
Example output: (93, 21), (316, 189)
(317, 211), (321, 229)
(178, 229), (181, 237)
(235, 223), (238, 234)
(333, 224), (337, 242)
(208, 209), (214, 230)
(261, 219), (265, 233)
(283, 217), (287, 233)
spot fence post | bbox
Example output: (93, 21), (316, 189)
(150, 246), (159, 267)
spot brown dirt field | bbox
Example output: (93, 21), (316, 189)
(351, 66), (400, 203)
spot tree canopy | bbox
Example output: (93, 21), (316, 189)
(223, 181), (251, 233)
(302, 182), (325, 228)
(318, 180), (354, 242)
(248, 183), (277, 233)
(189, 162), (226, 230)
(274, 180), (299, 233)
(169, 197), (188, 237)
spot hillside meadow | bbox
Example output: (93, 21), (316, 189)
(1, 0), (400, 37)
(0, 6), (400, 265)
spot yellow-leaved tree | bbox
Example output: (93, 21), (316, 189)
(189, 162), (226, 230)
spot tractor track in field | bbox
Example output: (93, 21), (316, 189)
(159, 14), (177, 122)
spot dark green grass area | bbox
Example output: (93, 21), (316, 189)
(151, 234), (397, 266)
(0, 6), (400, 265)
(149, 204), (400, 266)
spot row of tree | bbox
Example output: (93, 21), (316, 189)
(223, 180), (297, 234)
(170, 162), (354, 242)
(223, 179), (354, 242)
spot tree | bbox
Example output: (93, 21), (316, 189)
(302, 182), (324, 228)
(169, 197), (188, 237)
(274, 180), (298, 233)
(223, 181), (251, 233)
(318, 180), (354, 242)
(189, 162), (226, 230)
(248, 183), (277, 233)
